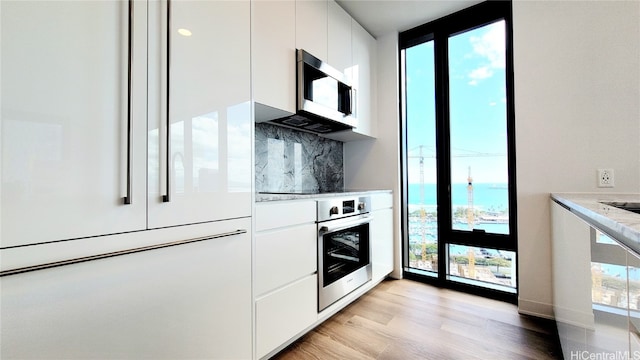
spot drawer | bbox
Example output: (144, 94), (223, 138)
(255, 223), (317, 296)
(255, 200), (316, 231)
(256, 275), (317, 359)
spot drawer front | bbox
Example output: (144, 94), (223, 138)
(256, 275), (317, 359)
(371, 193), (393, 211)
(255, 200), (316, 231)
(255, 223), (317, 296)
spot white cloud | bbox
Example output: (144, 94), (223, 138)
(469, 66), (493, 80)
(467, 21), (505, 85)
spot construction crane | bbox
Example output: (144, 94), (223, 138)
(408, 146), (504, 267)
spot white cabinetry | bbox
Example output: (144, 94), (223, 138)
(1, 0), (148, 247)
(1, 1), (252, 248)
(371, 193), (394, 282)
(351, 20), (378, 138)
(328, 0), (352, 75)
(296, 0), (327, 60)
(255, 200), (318, 359)
(1, 218), (252, 359)
(322, 5), (378, 141)
(252, 0), (296, 122)
(147, 0), (251, 229)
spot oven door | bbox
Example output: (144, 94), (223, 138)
(317, 214), (372, 312)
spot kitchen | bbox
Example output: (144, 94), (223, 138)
(1, 0), (639, 359)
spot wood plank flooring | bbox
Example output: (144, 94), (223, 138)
(272, 279), (563, 360)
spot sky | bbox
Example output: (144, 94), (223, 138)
(405, 20), (508, 185)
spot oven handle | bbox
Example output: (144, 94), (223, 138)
(319, 214), (372, 234)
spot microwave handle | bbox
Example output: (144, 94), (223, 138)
(350, 87), (357, 117)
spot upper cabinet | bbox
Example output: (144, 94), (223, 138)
(328, 0), (352, 75)
(147, 0), (251, 229)
(1, 1), (148, 247)
(252, 0), (296, 122)
(296, 0), (328, 60)
(251, 0), (377, 141)
(323, 3), (378, 141)
(1, 0), (252, 248)
(350, 19), (378, 138)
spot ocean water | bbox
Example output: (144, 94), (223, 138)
(408, 183), (509, 211)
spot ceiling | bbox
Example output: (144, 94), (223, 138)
(336, 0), (483, 38)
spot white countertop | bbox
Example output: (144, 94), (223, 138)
(255, 189), (392, 202)
(551, 193), (640, 255)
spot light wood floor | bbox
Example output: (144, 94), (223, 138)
(273, 279), (563, 360)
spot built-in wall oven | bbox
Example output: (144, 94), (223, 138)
(317, 196), (372, 312)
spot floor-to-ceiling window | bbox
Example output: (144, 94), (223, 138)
(400, 1), (517, 301)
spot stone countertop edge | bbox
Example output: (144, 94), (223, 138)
(256, 189), (393, 202)
(551, 193), (640, 256)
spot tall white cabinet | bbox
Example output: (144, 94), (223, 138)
(1, 0), (251, 247)
(147, 0), (251, 229)
(1, 1), (148, 248)
(1, 1), (252, 358)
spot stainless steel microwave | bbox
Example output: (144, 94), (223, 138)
(271, 49), (356, 134)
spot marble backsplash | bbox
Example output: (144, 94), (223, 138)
(255, 123), (344, 193)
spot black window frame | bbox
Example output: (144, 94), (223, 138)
(399, 0), (518, 302)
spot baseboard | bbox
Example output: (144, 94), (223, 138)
(518, 297), (555, 320)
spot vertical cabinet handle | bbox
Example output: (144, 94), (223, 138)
(123, 0), (133, 205)
(162, 0), (171, 203)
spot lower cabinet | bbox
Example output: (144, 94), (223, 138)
(1, 218), (252, 359)
(371, 193), (394, 282)
(255, 200), (318, 359)
(254, 194), (393, 359)
(256, 275), (317, 359)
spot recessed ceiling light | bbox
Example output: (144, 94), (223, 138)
(178, 28), (192, 37)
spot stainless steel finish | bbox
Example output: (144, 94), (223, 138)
(162, 0), (171, 203)
(318, 214), (372, 233)
(296, 49), (356, 128)
(317, 214), (372, 312)
(317, 196), (372, 312)
(317, 196), (371, 222)
(123, 0), (133, 205)
(0, 229), (248, 277)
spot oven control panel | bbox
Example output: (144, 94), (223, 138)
(317, 196), (371, 222)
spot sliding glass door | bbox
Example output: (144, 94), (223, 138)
(401, 1), (517, 299)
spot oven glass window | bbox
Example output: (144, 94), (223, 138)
(322, 223), (370, 287)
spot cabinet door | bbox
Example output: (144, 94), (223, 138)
(351, 20), (377, 137)
(252, 0), (296, 121)
(256, 275), (317, 359)
(1, 218), (252, 359)
(372, 207), (394, 282)
(296, 0), (328, 60)
(148, 0), (251, 229)
(328, 0), (352, 75)
(1, 1), (147, 247)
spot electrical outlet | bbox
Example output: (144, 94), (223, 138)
(597, 169), (614, 188)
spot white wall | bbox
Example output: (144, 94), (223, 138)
(346, 0), (640, 318)
(344, 32), (403, 278)
(513, 0), (640, 318)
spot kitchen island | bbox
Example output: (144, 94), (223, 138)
(550, 193), (640, 358)
(551, 193), (640, 254)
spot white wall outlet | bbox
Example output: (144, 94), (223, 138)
(597, 169), (614, 188)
